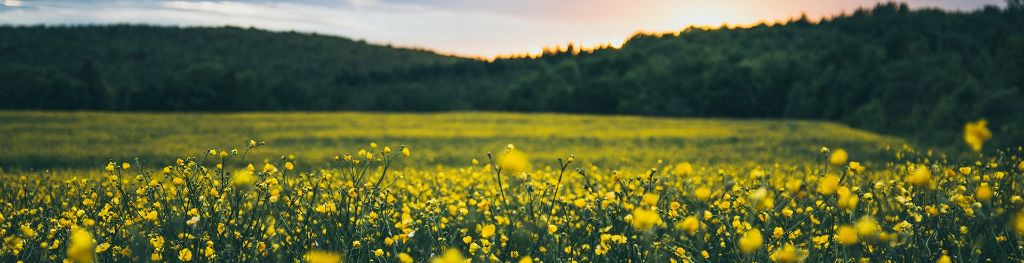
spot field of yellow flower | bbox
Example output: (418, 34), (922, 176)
(0, 112), (1022, 262)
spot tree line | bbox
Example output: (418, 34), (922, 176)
(1, 2), (1023, 147)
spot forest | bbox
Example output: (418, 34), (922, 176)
(1, 3), (1022, 146)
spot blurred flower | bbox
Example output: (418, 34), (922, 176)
(976, 183), (993, 202)
(818, 175), (840, 195)
(836, 226), (858, 246)
(679, 216), (700, 235)
(500, 150), (530, 175)
(906, 165), (931, 186)
(855, 216), (880, 240)
(67, 228), (95, 263)
(769, 243), (808, 263)
(829, 149), (848, 166)
(231, 170), (255, 189)
(432, 249), (465, 263)
(695, 187), (712, 201)
(673, 162), (693, 176)
(738, 229), (763, 253)
(399, 253), (414, 263)
(963, 119), (991, 152)
(631, 208), (661, 231)
(305, 250), (341, 263)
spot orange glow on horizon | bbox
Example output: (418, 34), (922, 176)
(469, 20), (788, 61)
(450, 2), (836, 60)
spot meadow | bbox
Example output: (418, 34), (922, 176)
(0, 111), (904, 170)
(0, 111), (1021, 263)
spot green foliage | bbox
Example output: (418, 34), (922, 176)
(0, 25), (459, 110)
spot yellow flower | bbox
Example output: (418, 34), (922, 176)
(284, 162), (294, 171)
(431, 249), (465, 263)
(630, 208), (661, 231)
(738, 229), (763, 253)
(1014, 212), (1024, 237)
(480, 224), (496, 238)
(785, 179), (802, 193)
(642, 193), (660, 206)
(694, 187), (712, 201)
(573, 198), (587, 208)
(937, 255), (952, 263)
(748, 187), (774, 211)
(231, 169), (255, 189)
(848, 162), (865, 174)
(150, 236), (165, 249)
(204, 242), (215, 258)
(855, 216), (880, 240)
(20, 225), (36, 238)
(817, 175), (840, 195)
(305, 250), (341, 263)
(836, 225), (858, 246)
(144, 210), (159, 221)
(402, 147), (411, 157)
(95, 242), (111, 253)
(959, 167), (972, 175)
(547, 224), (557, 234)
(836, 187), (858, 211)
(179, 248), (193, 262)
(500, 150), (530, 175)
(673, 162), (693, 176)
(906, 165), (931, 186)
(374, 249), (384, 257)
(263, 163), (277, 173)
(769, 243), (808, 263)
(399, 253), (413, 263)
(121, 162), (131, 170)
(976, 183), (993, 202)
(67, 228), (95, 263)
(963, 119), (992, 152)
(829, 149), (848, 166)
(679, 216), (700, 235)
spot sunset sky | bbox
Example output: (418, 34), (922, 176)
(0, 0), (1005, 58)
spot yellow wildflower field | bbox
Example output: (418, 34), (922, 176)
(0, 112), (1021, 262)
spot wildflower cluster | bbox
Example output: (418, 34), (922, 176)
(0, 123), (1023, 262)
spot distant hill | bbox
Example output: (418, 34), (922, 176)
(0, 25), (461, 110)
(1, 3), (1022, 147)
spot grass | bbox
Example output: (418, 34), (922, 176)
(0, 111), (905, 171)
(1, 111), (1021, 262)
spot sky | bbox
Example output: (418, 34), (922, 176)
(0, 0), (1006, 58)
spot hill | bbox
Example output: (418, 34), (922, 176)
(0, 25), (461, 110)
(1, 3), (1022, 147)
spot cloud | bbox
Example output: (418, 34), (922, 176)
(0, 0), (1007, 58)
